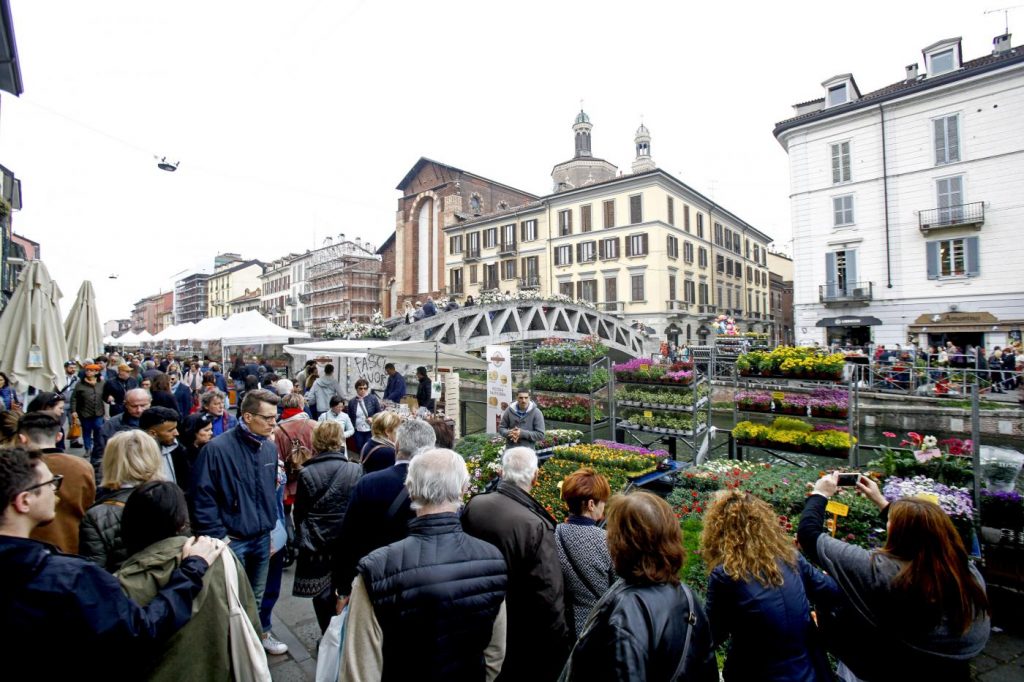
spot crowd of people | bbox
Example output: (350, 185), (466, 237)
(0, 350), (995, 681)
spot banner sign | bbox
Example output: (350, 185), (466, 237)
(485, 345), (513, 434)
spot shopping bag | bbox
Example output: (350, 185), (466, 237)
(315, 606), (348, 682)
(68, 415), (82, 439)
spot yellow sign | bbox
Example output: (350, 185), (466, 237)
(771, 391), (785, 400)
(643, 410), (653, 418)
(915, 493), (940, 505)
(826, 500), (849, 517)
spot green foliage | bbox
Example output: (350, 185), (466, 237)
(615, 383), (710, 407)
(531, 367), (609, 393)
(532, 337), (608, 365)
(771, 416), (813, 433)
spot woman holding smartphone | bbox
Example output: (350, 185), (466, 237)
(798, 472), (990, 681)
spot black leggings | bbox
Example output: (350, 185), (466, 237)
(312, 584), (336, 634)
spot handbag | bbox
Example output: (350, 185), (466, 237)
(315, 606), (348, 682)
(223, 550), (272, 682)
(68, 415), (82, 439)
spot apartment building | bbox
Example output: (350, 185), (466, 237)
(443, 115), (774, 346)
(206, 255), (264, 319)
(306, 236), (382, 332)
(774, 33), (1024, 350)
(174, 272), (209, 324)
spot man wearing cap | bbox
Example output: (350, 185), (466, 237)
(102, 364), (138, 418)
(71, 364), (106, 458)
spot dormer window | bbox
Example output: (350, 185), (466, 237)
(923, 38), (962, 77)
(828, 83), (848, 106)
(821, 74), (859, 109)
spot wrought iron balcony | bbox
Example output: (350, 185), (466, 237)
(666, 300), (690, 312)
(464, 248), (481, 262)
(482, 279), (500, 292)
(519, 275), (540, 290)
(819, 281), (873, 305)
(498, 242), (517, 257)
(918, 201), (984, 233)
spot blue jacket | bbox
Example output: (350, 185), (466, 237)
(706, 555), (838, 681)
(212, 371), (228, 393)
(347, 394), (382, 429)
(191, 426), (278, 540)
(205, 411), (238, 437)
(0, 536), (208, 674)
(383, 372), (406, 403)
(173, 382), (193, 418)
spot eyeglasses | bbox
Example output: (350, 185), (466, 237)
(249, 412), (278, 423)
(23, 474), (63, 494)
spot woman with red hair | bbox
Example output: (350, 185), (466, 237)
(798, 473), (990, 681)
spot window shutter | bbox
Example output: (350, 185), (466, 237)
(966, 237), (980, 277)
(926, 241), (939, 279)
(846, 250), (858, 287)
(934, 118), (946, 164)
(613, 237), (620, 258)
(576, 243), (582, 262)
(825, 252), (837, 297)
(598, 240), (606, 260)
(642, 234), (649, 254)
(832, 145), (840, 184)
(626, 238), (633, 257)
(947, 116), (959, 162)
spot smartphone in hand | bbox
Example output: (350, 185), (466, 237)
(836, 473), (861, 487)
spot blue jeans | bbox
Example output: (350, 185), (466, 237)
(81, 416), (104, 453)
(260, 546), (285, 632)
(229, 532), (272, 607)
(354, 430), (372, 454)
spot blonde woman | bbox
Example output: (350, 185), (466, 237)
(701, 489), (837, 681)
(359, 411), (401, 473)
(79, 430), (164, 572)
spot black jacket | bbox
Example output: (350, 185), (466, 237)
(91, 413), (141, 480)
(359, 513), (508, 682)
(79, 486), (135, 572)
(565, 579), (718, 682)
(360, 438), (396, 474)
(72, 379), (106, 419)
(191, 426), (278, 540)
(461, 481), (570, 681)
(332, 462), (413, 596)
(416, 377), (434, 412)
(102, 376), (138, 416)
(0, 535), (208, 675)
(294, 452), (362, 554)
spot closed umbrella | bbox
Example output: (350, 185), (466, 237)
(0, 260), (69, 392)
(64, 280), (104, 361)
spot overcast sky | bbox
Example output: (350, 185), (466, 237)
(1, 0), (1003, 322)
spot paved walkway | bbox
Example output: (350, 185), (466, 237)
(265, 562), (1024, 681)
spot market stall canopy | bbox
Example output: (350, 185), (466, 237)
(113, 330), (139, 345)
(151, 324), (180, 342)
(0, 260), (68, 390)
(188, 316), (228, 342)
(171, 321), (197, 340)
(219, 310), (311, 345)
(64, 280), (104, 361)
(283, 339), (486, 370)
(816, 316), (883, 327)
(102, 335), (117, 345)
(135, 330), (154, 344)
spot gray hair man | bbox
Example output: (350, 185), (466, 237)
(91, 388), (152, 483)
(332, 418), (437, 603)
(462, 447), (569, 681)
(343, 449), (508, 681)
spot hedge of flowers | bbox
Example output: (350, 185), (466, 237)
(981, 489), (1024, 530)
(733, 418), (855, 456)
(619, 409), (708, 434)
(457, 429), (585, 495)
(477, 290), (597, 310)
(882, 476), (974, 522)
(616, 383), (710, 409)
(531, 367), (609, 393)
(322, 310), (391, 339)
(532, 336), (608, 366)
(736, 346), (844, 380)
(534, 394), (605, 424)
(613, 358), (696, 385)
(735, 388), (849, 418)
(868, 431), (973, 486)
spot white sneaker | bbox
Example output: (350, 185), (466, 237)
(262, 632), (288, 655)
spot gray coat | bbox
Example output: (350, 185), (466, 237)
(498, 401), (545, 449)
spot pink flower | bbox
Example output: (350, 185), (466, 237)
(882, 431), (897, 439)
(914, 448), (942, 463)
(907, 432), (923, 445)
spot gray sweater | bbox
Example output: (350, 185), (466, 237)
(498, 401), (546, 449)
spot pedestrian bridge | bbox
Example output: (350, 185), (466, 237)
(389, 301), (647, 357)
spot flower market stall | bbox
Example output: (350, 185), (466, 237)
(528, 337), (611, 442)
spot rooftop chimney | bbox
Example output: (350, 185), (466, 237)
(905, 63), (919, 81)
(993, 33), (1012, 55)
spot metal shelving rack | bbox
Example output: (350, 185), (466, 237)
(528, 356), (611, 443)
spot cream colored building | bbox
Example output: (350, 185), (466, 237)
(443, 115), (774, 346)
(206, 255), (264, 318)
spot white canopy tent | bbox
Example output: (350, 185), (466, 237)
(188, 316), (228, 342)
(102, 335), (118, 345)
(219, 310), (311, 345)
(135, 330), (154, 344)
(283, 339), (486, 370)
(113, 330), (139, 346)
(172, 322), (198, 340)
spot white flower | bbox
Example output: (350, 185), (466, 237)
(922, 435), (938, 449)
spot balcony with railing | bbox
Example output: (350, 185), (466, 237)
(598, 301), (624, 313)
(666, 300), (690, 312)
(699, 304), (718, 316)
(518, 275), (540, 290)
(819, 281), (873, 305)
(481, 278), (499, 292)
(918, 201), (984, 234)
(464, 248), (481, 262)
(498, 241), (517, 257)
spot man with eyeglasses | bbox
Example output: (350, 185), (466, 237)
(191, 388), (287, 655)
(0, 447), (220, 674)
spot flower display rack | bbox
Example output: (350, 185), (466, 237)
(732, 365), (860, 466)
(612, 353), (715, 463)
(529, 339), (611, 443)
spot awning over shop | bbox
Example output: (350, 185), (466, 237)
(816, 316), (882, 327)
(906, 311), (1024, 334)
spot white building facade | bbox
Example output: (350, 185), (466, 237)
(774, 34), (1024, 351)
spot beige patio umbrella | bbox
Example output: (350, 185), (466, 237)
(0, 260), (68, 391)
(65, 280), (104, 361)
